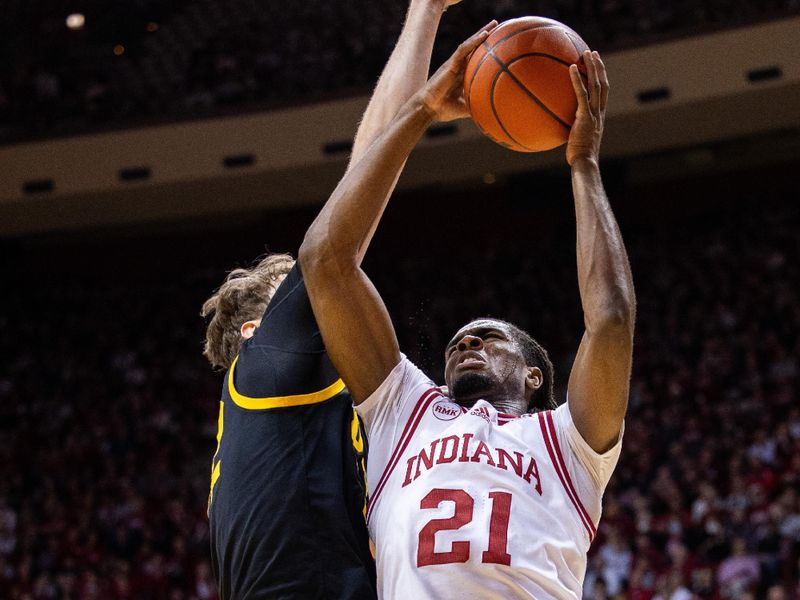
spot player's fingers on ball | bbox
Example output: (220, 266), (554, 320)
(466, 24), (493, 48)
(585, 51), (598, 87)
(456, 33), (485, 59)
(569, 65), (588, 104)
(593, 51), (607, 83)
(587, 51), (601, 113)
(596, 52), (610, 110)
(581, 51), (595, 94)
(594, 51), (608, 82)
(461, 20), (496, 51)
(480, 19), (498, 34)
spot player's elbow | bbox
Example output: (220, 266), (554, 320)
(299, 228), (356, 282)
(589, 295), (636, 339)
(298, 231), (329, 277)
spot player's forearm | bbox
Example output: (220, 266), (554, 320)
(349, 0), (447, 166)
(571, 158), (636, 335)
(300, 99), (433, 274)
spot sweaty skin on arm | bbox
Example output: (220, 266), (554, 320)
(299, 25), (496, 404)
(565, 51), (636, 454)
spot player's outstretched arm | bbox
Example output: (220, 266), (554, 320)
(300, 24), (495, 404)
(566, 51), (636, 453)
(349, 0), (459, 166)
(348, 0), (461, 265)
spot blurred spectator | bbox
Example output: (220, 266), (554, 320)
(718, 538), (761, 597)
(598, 527), (633, 596)
(653, 570), (692, 600)
(0, 183), (799, 598)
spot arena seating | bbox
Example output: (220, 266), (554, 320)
(1, 0), (798, 142)
(0, 185), (798, 598)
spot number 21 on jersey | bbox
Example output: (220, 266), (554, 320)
(417, 488), (512, 567)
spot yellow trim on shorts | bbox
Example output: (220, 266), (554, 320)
(227, 355), (346, 410)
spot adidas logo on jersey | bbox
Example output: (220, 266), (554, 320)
(468, 406), (491, 422)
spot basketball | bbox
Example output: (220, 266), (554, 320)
(464, 17), (589, 153)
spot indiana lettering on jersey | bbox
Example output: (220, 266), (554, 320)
(401, 433), (543, 495)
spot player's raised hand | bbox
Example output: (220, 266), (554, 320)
(417, 20), (497, 122)
(567, 50), (609, 166)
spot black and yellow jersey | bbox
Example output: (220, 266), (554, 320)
(208, 264), (376, 600)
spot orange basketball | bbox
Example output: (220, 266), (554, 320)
(464, 17), (589, 153)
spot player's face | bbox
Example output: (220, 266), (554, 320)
(443, 319), (529, 408)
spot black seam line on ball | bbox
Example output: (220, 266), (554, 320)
(564, 30), (585, 56)
(466, 25), (562, 100)
(485, 46), (572, 131)
(489, 67), (533, 152)
(506, 51), (574, 69)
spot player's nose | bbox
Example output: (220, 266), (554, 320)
(457, 335), (483, 352)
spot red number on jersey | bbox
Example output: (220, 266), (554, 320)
(417, 488), (513, 567)
(417, 488), (473, 566)
(482, 491), (512, 565)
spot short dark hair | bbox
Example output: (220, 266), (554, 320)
(497, 320), (556, 412)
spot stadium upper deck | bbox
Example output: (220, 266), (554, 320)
(0, 0), (797, 143)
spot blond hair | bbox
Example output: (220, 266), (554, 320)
(201, 253), (295, 369)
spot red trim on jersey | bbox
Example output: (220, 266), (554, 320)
(497, 411), (521, 426)
(545, 411), (597, 538)
(366, 388), (440, 522)
(538, 412), (596, 542)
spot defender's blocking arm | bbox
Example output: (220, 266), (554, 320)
(349, 0), (460, 166)
(566, 51), (636, 454)
(300, 25), (496, 404)
(348, 0), (461, 265)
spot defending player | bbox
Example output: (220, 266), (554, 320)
(299, 32), (635, 598)
(201, 1), (466, 597)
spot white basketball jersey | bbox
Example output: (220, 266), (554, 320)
(356, 356), (623, 599)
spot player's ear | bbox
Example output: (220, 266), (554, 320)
(525, 366), (543, 392)
(240, 319), (261, 340)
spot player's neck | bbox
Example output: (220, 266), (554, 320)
(454, 390), (525, 416)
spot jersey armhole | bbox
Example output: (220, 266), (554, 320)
(227, 355), (345, 410)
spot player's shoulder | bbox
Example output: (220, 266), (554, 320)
(253, 263), (320, 350)
(376, 355), (438, 401)
(225, 315), (344, 411)
(228, 261), (345, 405)
(356, 355), (443, 429)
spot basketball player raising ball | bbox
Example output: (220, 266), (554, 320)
(300, 23), (635, 600)
(201, 1), (467, 598)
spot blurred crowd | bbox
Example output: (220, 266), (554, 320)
(1, 192), (799, 599)
(0, 276), (221, 600)
(1, 0), (798, 141)
(376, 198), (800, 599)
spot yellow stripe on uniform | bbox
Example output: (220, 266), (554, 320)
(210, 460), (221, 498)
(227, 355), (346, 410)
(208, 401), (224, 513)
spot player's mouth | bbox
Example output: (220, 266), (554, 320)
(457, 352), (486, 369)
